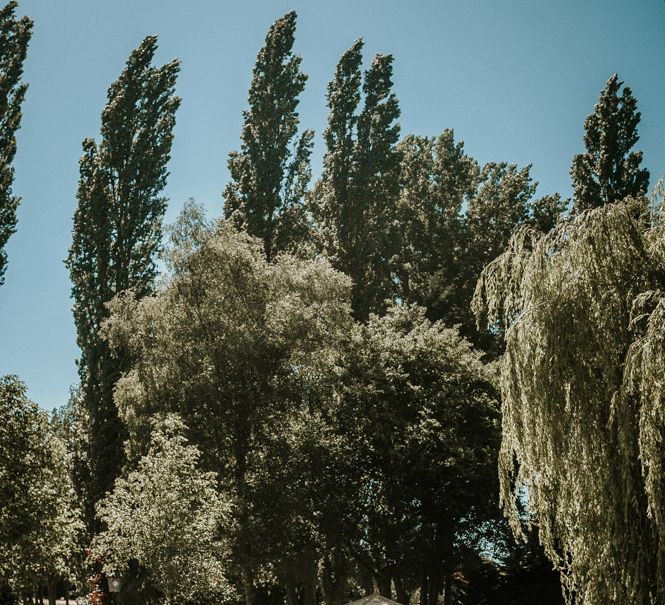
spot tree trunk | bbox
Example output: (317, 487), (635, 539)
(440, 572), (452, 605)
(376, 570), (392, 599)
(394, 573), (410, 605)
(302, 554), (318, 605)
(321, 549), (348, 605)
(284, 561), (298, 605)
(47, 577), (56, 605)
(243, 568), (256, 605)
(427, 568), (440, 605)
(333, 548), (348, 605)
(419, 570), (428, 605)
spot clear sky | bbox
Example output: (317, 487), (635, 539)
(1, 0), (664, 410)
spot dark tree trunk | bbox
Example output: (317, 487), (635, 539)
(284, 561), (298, 605)
(243, 568), (256, 605)
(394, 573), (410, 605)
(321, 549), (348, 605)
(419, 571), (428, 605)
(427, 568), (440, 605)
(441, 572), (452, 605)
(376, 570), (392, 599)
(302, 555), (318, 605)
(47, 578), (56, 605)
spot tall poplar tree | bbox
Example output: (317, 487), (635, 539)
(312, 41), (401, 321)
(66, 36), (180, 519)
(0, 1), (31, 287)
(223, 11), (313, 261)
(571, 74), (649, 213)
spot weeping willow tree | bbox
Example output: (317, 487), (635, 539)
(472, 198), (665, 605)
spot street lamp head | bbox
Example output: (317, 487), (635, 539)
(108, 574), (122, 593)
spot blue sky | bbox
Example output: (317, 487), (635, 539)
(1, 0), (664, 410)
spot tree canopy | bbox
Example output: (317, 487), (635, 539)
(94, 414), (231, 604)
(571, 74), (649, 212)
(65, 35), (180, 518)
(473, 201), (665, 604)
(0, 375), (83, 603)
(311, 41), (401, 321)
(223, 11), (313, 261)
(0, 0), (31, 286)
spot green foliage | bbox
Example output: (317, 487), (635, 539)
(103, 215), (353, 599)
(224, 11), (313, 261)
(94, 414), (232, 604)
(0, 376), (84, 597)
(396, 130), (479, 327)
(529, 193), (568, 233)
(312, 40), (401, 321)
(65, 35), (180, 514)
(337, 305), (501, 602)
(397, 133), (561, 354)
(0, 1), (31, 286)
(466, 162), (537, 284)
(571, 74), (649, 213)
(473, 201), (665, 604)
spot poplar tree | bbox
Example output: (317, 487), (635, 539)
(0, 1), (31, 287)
(571, 74), (649, 213)
(313, 39), (363, 263)
(313, 41), (401, 321)
(223, 11), (313, 261)
(66, 36), (180, 518)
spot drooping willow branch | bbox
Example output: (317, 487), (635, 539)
(472, 200), (665, 605)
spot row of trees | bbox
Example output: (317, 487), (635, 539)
(0, 3), (657, 604)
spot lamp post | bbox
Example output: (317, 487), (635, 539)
(107, 573), (122, 604)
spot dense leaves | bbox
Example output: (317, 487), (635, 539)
(0, 376), (83, 601)
(103, 214), (352, 604)
(571, 74), (649, 212)
(311, 40), (401, 320)
(0, 7), (658, 605)
(223, 11), (313, 261)
(473, 201), (665, 604)
(338, 305), (501, 604)
(0, 0), (30, 286)
(65, 35), (180, 516)
(94, 415), (231, 604)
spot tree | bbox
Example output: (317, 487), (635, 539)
(0, 1), (31, 287)
(93, 414), (232, 604)
(312, 41), (401, 321)
(571, 74), (649, 213)
(102, 216), (353, 605)
(65, 36), (180, 519)
(223, 11), (313, 261)
(529, 193), (568, 233)
(337, 305), (501, 605)
(473, 200), (665, 604)
(396, 130), (479, 325)
(396, 130), (565, 355)
(0, 376), (84, 605)
(466, 162), (537, 286)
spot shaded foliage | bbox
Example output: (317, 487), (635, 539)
(571, 74), (649, 212)
(65, 35), (180, 520)
(224, 11), (313, 261)
(311, 40), (401, 320)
